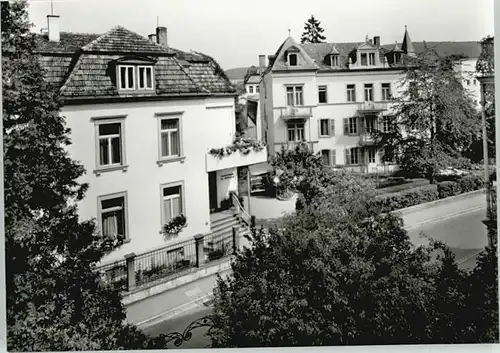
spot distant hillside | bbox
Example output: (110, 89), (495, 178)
(225, 67), (249, 81)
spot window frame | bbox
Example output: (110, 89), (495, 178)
(137, 65), (154, 90)
(369, 52), (376, 65)
(318, 85), (328, 104)
(350, 147), (360, 165)
(381, 83), (392, 101)
(287, 122), (305, 142)
(155, 112), (185, 165)
(288, 53), (298, 66)
(364, 83), (374, 102)
(118, 65), (136, 90)
(286, 85), (304, 106)
(381, 115), (391, 133)
(368, 148), (376, 164)
(248, 85), (254, 94)
(321, 149), (330, 165)
(330, 55), (339, 67)
(360, 53), (368, 66)
(346, 84), (356, 102)
(160, 181), (186, 232)
(97, 191), (129, 242)
(348, 117), (358, 135)
(93, 116), (127, 175)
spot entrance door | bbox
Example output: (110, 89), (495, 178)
(208, 172), (218, 213)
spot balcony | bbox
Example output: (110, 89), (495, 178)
(278, 141), (315, 151)
(359, 133), (375, 146)
(358, 101), (388, 113)
(206, 138), (268, 172)
(280, 106), (313, 120)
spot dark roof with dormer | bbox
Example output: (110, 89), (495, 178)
(35, 26), (236, 102)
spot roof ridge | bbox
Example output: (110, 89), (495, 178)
(81, 26), (120, 51)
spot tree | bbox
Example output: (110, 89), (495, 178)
(2, 1), (163, 350)
(376, 50), (481, 182)
(208, 190), (498, 346)
(300, 15), (326, 44)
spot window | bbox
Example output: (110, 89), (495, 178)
(364, 115), (376, 133)
(162, 185), (183, 224)
(360, 53), (368, 66)
(248, 86), (254, 94)
(345, 147), (360, 165)
(381, 83), (392, 101)
(321, 150), (336, 166)
(382, 116), (391, 133)
(394, 53), (401, 64)
(344, 117), (358, 135)
(368, 148), (376, 163)
(119, 65), (135, 90)
(287, 123), (304, 142)
(369, 53), (376, 65)
(289, 53), (298, 66)
(98, 122), (122, 167)
(319, 118), (334, 137)
(160, 118), (180, 158)
(321, 150), (330, 165)
(256, 85), (260, 93)
(364, 84), (373, 101)
(347, 84), (356, 102)
(330, 55), (339, 67)
(286, 86), (303, 106)
(474, 79), (477, 85)
(138, 66), (153, 89)
(318, 86), (327, 104)
(99, 194), (127, 240)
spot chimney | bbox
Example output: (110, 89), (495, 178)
(373, 36), (380, 46)
(368, 38), (373, 45)
(47, 15), (60, 42)
(148, 34), (157, 43)
(156, 26), (168, 47)
(259, 55), (266, 72)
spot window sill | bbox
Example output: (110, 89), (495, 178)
(319, 135), (333, 138)
(94, 165), (129, 176)
(157, 156), (186, 166)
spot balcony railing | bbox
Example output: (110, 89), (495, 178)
(358, 101), (388, 112)
(280, 106), (313, 119)
(206, 138), (267, 172)
(279, 141), (314, 151)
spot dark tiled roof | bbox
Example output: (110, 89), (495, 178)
(35, 27), (235, 100)
(35, 32), (100, 53)
(382, 41), (481, 59)
(82, 26), (167, 53)
(301, 42), (362, 70)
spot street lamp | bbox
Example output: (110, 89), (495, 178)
(478, 73), (496, 248)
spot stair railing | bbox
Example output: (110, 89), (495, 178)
(230, 191), (251, 225)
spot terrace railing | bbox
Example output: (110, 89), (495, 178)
(96, 228), (241, 292)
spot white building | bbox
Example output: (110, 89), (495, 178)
(36, 15), (267, 267)
(258, 27), (482, 173)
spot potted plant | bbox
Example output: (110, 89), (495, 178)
(163, 214), (187, 235)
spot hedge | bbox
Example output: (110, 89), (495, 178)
(369, 184), (439, 214)
(369, 174), (485, 214)
(437, 181), (462, 199)
(377, 178), (430, 195)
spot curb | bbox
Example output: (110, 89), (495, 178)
(394, 189), (485, 216)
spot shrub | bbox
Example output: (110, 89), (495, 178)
(369, 184), (439, 213)
(437, 181), (462, 199)
(377, 179), (430, 194)
(457, 174), (485, 193)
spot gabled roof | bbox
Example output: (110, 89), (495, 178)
(268, 36), (319, 72)
(35, 27), (236, 101)
(356, 41), (378, 50)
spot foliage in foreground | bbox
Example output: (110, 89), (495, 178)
(3, 1), (165, 350)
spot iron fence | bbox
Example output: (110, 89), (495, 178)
(204, 232), (234, 263)
(96, 259), (128, 292)
(134, 237), (198, 287)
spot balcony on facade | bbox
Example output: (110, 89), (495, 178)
(357, 101), (388, 113)
(206, 141), (268, 172)
(279, 106), (313, 119)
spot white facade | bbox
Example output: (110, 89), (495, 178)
(63, 96), (262, 264)
(459, 58), (482, 108)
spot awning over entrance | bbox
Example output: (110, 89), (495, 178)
(249, 162), (273, 176)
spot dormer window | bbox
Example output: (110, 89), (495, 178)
(394, 53), (401, 64)
(138, 66), (153, 89)
(360, 52), (376, 66)
(330, 54), (339, 67)
(369, 53), (375, 65)
(288, 53), (298, 66)
(115, 57), (156, 92)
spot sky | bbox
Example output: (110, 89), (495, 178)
(27, 0), (494, 70)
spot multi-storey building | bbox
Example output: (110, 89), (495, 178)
(258, 27), (482, 173)
(36, 14), (267, 266)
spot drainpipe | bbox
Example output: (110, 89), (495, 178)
(247, 167), (252, 216)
